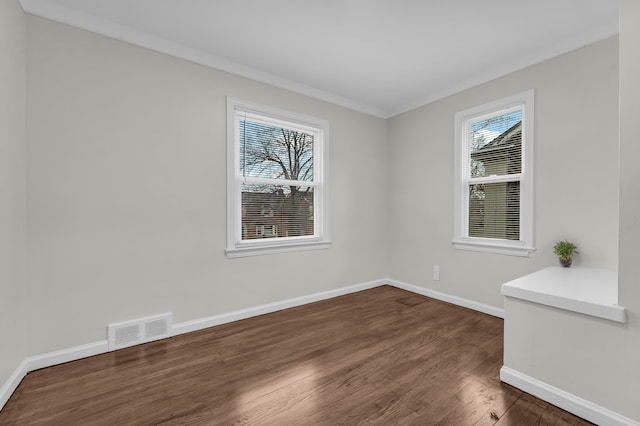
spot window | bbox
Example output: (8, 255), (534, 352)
(256, 224), (278, 238)
(453, 90), (535, 256)
(260, 206), (274, 218)
(226, 98), (330, 258)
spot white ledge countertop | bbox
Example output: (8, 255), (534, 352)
(501, 266), (626, 323)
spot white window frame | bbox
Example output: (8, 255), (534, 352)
(453, 90), (535, 257)
(226, 98), (330, 258)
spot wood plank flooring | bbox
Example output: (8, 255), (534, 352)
(0, 286), (593, 425)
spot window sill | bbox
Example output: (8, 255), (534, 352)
(226, 240), (331, 258)
(501, 266), (626, 323)
(453, 239), (535, 257)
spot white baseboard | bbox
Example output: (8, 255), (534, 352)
(25, 341), (108, 372)
(173, 277), (504, 338)
(500, 366), (640, 426)
(0, 340), (107, 412)
(387, 278), (505, 318)
(172, 279), (386, 335)
(0, 277), (513, 413)
(0, 359), (28, 412)
(3, 280), (637, 424)
(0, 279), (386, 411)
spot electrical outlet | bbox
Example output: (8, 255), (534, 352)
(433, 265), (440, 281)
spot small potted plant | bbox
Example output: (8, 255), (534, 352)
(553, 240), (578, 267)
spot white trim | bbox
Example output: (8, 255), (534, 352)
(24, 341), (108, 373)
(452, 239), (536, 257)
(0, 341), (107, 412)
(453, 90), (535, 256)
(226, 240), (331, 259)
(500, 366), (640, 426)
(6, 278), (635, 426)
(18, 0), (387, 119)
(387, 278), (505, 318)
(386, 20), (618, 118)
(501, 267), (625, 323)
(0, 360), (28, 412)
(18, 1), (618, 120)
(226, 97), (330, 258)
(1, 277), (498, 411)
(0, 280), (384, 411)
(172, 279), (385, 335)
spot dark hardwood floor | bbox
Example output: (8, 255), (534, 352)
(0, 286), (592, 425)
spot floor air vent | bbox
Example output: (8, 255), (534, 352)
(108, 313), (172, 351)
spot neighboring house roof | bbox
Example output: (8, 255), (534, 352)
(471, 121), (522, 160)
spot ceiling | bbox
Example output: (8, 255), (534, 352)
(19, 0), (619, 118)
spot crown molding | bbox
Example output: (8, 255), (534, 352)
(389, 19), (619, 117)
(18, 0), (619, 120)
(18, 0), (389, 119)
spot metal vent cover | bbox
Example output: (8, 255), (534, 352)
(108, 313), (172, 351)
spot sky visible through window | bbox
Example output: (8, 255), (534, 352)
(470, 110), (522, 152)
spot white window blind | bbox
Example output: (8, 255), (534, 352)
(239, 113), (316, 240)
(467, 109), (522, 240)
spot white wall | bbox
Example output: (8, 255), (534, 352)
(25, 16), (389, 355)
(498, 5), (640, 421)
(614, 0), (640, 420)
(388, 36), (619, 309)
(0, 0), (27, 390)
(5, 5), (636, 423)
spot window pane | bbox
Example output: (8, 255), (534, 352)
(469, 181), (520, 240)
(240, 120), (314, 182)
(470, 111), (522, 178)
(241, 183), (314, 240)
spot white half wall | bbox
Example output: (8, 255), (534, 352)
(499, 3), (640, 421)
(0, 0), (27, 403)
(500, 367), (639, 426)
(614, 0), (640, 421)
(503, 297), (636, 421)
